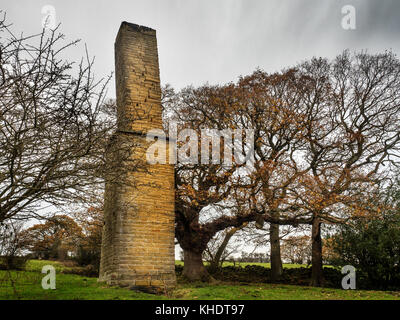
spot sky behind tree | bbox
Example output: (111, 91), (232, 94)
(2, 0), (400, 96)
(2, 0), (400, 257)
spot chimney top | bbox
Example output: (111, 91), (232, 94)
(120, 21), (155, 33)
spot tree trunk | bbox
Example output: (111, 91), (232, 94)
(311, 216), (324, 286)
(210, 231), (234, 270)
(210, 223), (247, 270)
(183, 249), (211, 282)
(270, 223), (283, 282)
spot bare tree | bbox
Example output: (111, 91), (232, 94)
(0, 14), (138, 223)
(0, 221), (26, 269)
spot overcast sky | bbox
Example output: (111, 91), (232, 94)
(2, 0), (400, 256)
(2, 0), (400, 97)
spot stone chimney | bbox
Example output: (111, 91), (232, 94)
(99, 22), (176, 291)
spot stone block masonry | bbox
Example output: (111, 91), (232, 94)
(99, 22), (176, 291)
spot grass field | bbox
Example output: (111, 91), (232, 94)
(0, 260), (399, 300)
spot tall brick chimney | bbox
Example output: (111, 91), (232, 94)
(99, 22), (176, 290)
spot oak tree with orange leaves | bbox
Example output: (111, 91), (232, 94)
(166, 50), (400, 286)
(293, 51), (400, 285)
(20, 215), (83, 260)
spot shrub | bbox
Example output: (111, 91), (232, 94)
(0, 256), (28, 271)
(330, 214), (400, 290)
(0, 222), (27, 270)
(204, 264), (342, 287)
(62, 264), (99, 277)
(74, 244), (101, 271)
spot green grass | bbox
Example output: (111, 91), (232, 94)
(0, 260), (399, 300)
(175, 282), (400, 300)
(25, 259), (68, 272)
(0, 270), (162, 300)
